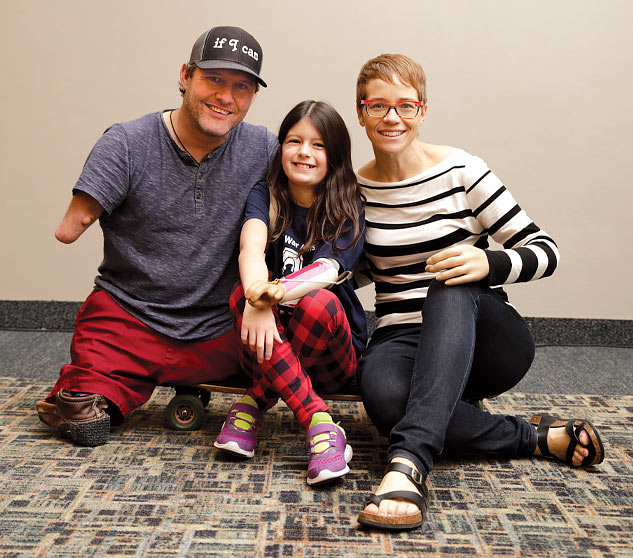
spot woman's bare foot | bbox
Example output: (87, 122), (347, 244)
(362, 457), (422, 518)
(533, 423), (590, 465)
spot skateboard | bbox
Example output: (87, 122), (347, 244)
(164, 374), (361, 431)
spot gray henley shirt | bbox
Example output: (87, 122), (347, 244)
(73, 110), (277, 341)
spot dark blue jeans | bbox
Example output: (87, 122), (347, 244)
(358, 280), (538, 480)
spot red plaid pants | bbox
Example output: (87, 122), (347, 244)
(229, 284), (357, 429)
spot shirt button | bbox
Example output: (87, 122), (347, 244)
(195, 192), (202, 199)
(198, 172), (203, 179)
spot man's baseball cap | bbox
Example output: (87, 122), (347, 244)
(189, 26), (267, 87)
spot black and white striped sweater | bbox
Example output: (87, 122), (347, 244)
(357, 148), (560, 330)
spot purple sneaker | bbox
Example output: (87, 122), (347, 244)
(214, 402), (263, 458)
(306, 422), (353, 485)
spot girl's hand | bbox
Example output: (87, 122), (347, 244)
(245, 280), (286, 309)
(241, 303), (283, 363)
(425, 245), (489, 285)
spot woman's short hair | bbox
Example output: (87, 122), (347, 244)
(356, 54), (427, 108)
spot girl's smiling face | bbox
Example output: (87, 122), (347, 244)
(281, 117), (328, 198)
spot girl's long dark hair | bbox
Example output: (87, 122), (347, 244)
(267, 100), (364, 258)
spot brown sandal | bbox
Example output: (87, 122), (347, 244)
(357, 462), (430, 530)
(530, 414), (605, 467)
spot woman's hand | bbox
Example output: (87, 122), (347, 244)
(241, 303), (283, 363)
(245, 279), (286, 309)
(425, 245), (489, 285)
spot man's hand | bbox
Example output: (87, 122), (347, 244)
(241, 303), (283, 363)
(245, 279), (286, 309)
(425, 245), (489, 286)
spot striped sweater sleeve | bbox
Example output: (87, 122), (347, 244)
(464, 156), (560, 286)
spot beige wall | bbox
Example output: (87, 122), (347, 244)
(1, 0), (631, 319)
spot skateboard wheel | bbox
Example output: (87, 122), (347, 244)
(166, 394), (205, 431)
(174, 386), (211, 408)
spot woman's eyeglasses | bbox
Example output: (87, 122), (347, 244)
(361, 100), (423, 119)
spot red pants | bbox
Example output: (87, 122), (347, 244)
(230, 284), (357, 429)
(49, 290), (242, 420)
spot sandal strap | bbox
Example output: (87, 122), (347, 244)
(536, 422), (554, 459)
(385, 461), (424, 489)
(365, 489), (427, 512)
(564, 420), (580, 463)
(566, 420), (597, 465)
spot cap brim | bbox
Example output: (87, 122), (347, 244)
(194, 60), (267, 87)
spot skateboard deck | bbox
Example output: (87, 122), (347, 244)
(163, 376), (361, 431)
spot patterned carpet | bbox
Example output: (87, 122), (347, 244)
(1, 376), (632, 557)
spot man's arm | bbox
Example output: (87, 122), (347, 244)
(55, 191), (104, 244)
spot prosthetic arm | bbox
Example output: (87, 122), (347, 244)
(245, 258), (343, 309)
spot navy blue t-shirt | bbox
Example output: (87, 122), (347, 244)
(243, 182), (368, 355)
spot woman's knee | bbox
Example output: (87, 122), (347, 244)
(426, 277), (484, 302)
(423, 279), (487, 322)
